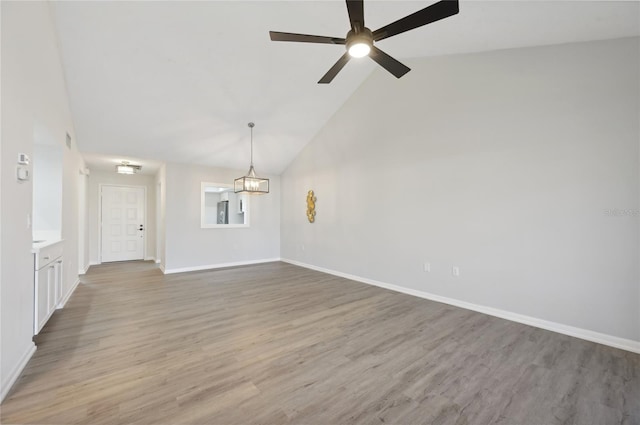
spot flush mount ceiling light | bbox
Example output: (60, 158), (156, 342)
(116, 161), (141, 175)
(234, 122), (269, 195)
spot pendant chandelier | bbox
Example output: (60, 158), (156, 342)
(234, 122), (269, 194)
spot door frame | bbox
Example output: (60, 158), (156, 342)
(98, 184), (147, 264)
(78, 170), (88, 274)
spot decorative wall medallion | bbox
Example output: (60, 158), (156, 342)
(306, 190), (316, 223)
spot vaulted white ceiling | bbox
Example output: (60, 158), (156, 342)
(52, 1), (639, 175)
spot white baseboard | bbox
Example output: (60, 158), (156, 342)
(58, 278), (80, 309)
(281, 258), (640, 354)
(163, 258), (281, 275)
(1, 343), (36, 403)
(90, 259), (157, 266)
(78, 263), (90, 275)
(159, 263), (165, 273)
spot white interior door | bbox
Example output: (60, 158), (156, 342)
(101, 186), (145, 262)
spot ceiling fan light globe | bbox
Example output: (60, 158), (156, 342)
(348, 42), (371, 58)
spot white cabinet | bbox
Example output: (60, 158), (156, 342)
(33, 241), (63, 335)
(54, 259), (63, 306)
(35, 267), (50, 333)
(47, 264), (56, 313)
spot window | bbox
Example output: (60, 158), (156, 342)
(201, 182), (249, 228)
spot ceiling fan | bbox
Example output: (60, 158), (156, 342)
(269, 0), (459, 84)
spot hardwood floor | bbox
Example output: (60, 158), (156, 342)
(1, 261), (638, 424)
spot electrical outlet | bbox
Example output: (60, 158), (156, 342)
(301, 244), (305, 251)
(423, 262), (431, 272)
(452, 266), (460, 277)
(16, 166), (30, 182)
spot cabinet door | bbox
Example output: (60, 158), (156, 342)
(54, 259), (63, 308)
(35, 267), (49, 334)
(47, 265), (56, 316)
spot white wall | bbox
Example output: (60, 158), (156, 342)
(281, 37), (640, 343)
(0, 0), (3, 401)
(1, 1), (86, 400)
(87, 171), (156, 264)
(32, 143), (63, 238)
(156, 164), (166, 269)
(164, 162), (280, 272)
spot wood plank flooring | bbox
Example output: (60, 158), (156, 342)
(1, 261), (638, 424)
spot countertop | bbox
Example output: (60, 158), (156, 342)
(32, 239), (64, 253)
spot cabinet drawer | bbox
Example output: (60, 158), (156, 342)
(35, 242), (63, 270)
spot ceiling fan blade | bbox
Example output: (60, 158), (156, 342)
(269, 31), (346, 45)
(318, 52), (351, 84)
(346, 0), (365, 32)
(368, 46), (411, 79)
(372, 0), (459, 42)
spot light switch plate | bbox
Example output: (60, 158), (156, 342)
(18, 153), (30, 165)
